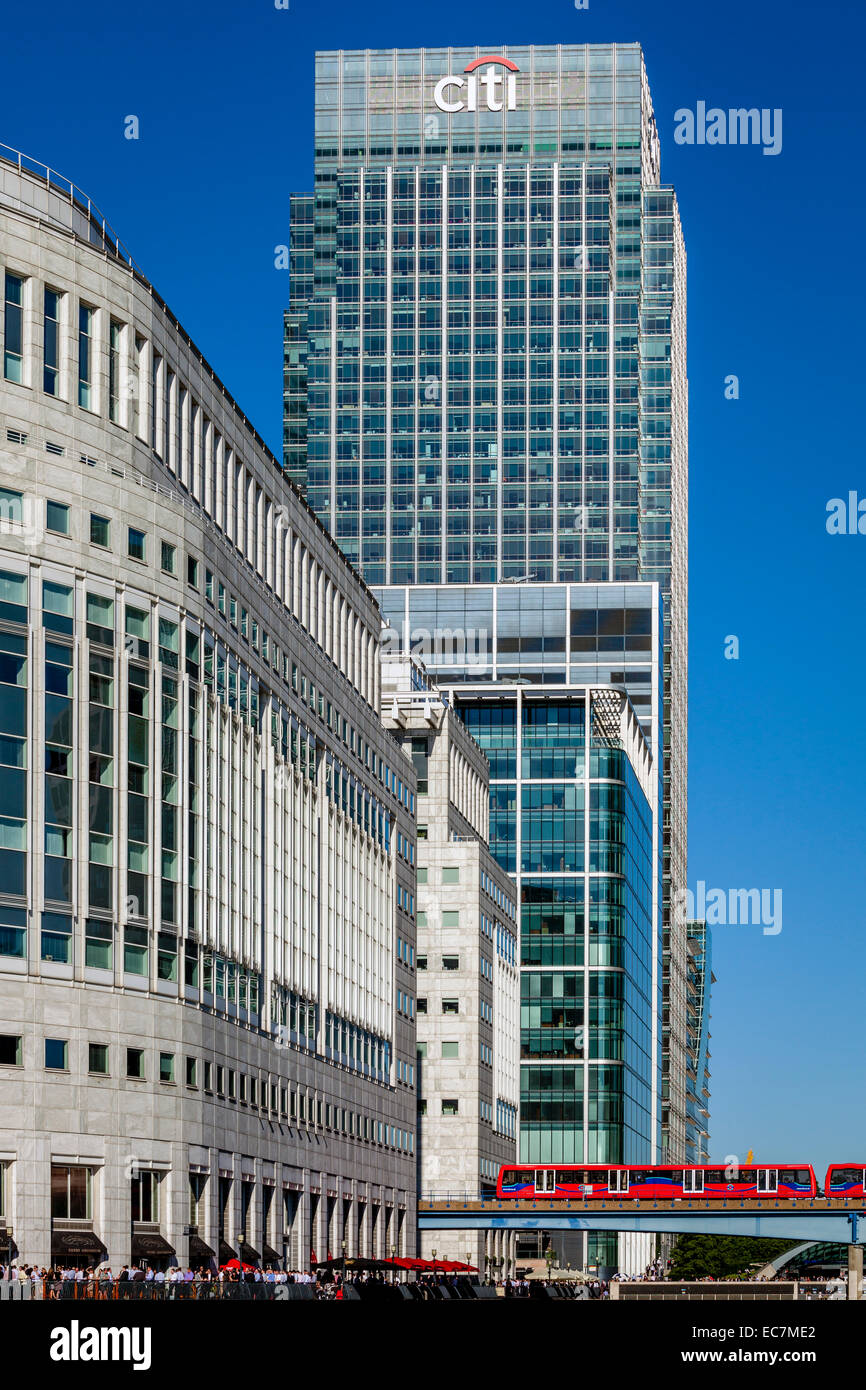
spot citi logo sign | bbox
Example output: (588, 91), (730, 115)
(433, 56), (519, 113)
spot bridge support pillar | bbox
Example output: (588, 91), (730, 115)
(848, 1244), (863, 1300)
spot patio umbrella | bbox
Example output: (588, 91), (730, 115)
(220, 1258), (257, 1274)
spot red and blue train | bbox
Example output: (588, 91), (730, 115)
(497, 1163), (866, 1201)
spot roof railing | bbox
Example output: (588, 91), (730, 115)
(0, 142), (141, 273)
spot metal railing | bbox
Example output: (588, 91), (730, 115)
(0, 142), (140, 272)
(2, 1279), (313, 1301)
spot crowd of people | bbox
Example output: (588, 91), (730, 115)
(0, 1260), (852, 1300)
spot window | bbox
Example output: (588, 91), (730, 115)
(124, 924), (148, 975)
(90, 513), (110, 547)
(416, 997), (427, 1014)
(442, 954), (460, 971)
(441, 1098), (459, 1116)
(78, 304), (94, 409)
(187, 556), (199, 588)
(51, 1164), (92, 1220)
(442, 866), (460, 884)
(0, 1034), (22, 1066)
(0, 486), (23, 528)
(0, 908), (26, 959)
(441, 1041), (460, 1059)
(41, 911), (72, 963)
(159, 1052), (175, 1083)
(126, 1047), (144, 1079)
(161, 540), (176, 573)
(442, 999), (459, 1015)
(442, 911), (460, 929)
(43, 288), (60, 394)
(45, 1037), (68, 1070)
(203, 1060), (212, 1091)
(85, 918), (112, 969)
(131, 1170), (161, 1223)
(4, 273), (23, 383)
(46, 501), (70, 535)
(416, 1041), (427, 1059)
(0, 569), (27, 624)
(109, 319), (122, 423)
(88, 1043), (109, 1074)
(128, 527), (147, 562)
(185, 1056), (198, 1087)
(42, 581), (74, 637)
(416, 867), (428, 884)
(189, 1172), (207, 1226)
(416, 954), (427, 970)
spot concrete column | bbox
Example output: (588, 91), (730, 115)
(848, 1244), (863, 1300)
(170, 1142), (187, 1269)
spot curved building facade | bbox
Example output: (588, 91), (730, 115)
(0, 148), (418, 1269)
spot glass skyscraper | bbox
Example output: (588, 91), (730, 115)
(284, 42), (689, 1164)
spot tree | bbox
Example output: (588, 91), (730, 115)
(669, 1235), (797, 1280)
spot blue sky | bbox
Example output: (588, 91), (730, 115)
(3, 0), (864, 1172)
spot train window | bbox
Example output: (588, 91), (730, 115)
(703, 1170), (726, 1184)
(504, 1170), (534, 1187)
(779, 1169), (811, 1185)
(555, 1170), (578, 1185)
(828, 1168), (863, 1191)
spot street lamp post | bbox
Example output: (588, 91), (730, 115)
(341, 1239), (347, 1287)
(390, 1243), (396, 1284)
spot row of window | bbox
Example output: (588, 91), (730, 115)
(417, 953), (459, 971)
(1, 269), (376, 710)
(395, 935), (415, 968)
(417, 998), (462, 1015)
(395, 989), (415, 1020)
(0, 1034), (415, 1150)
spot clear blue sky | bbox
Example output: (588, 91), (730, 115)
(3, 0), (864, 1173)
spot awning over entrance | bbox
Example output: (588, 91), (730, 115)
(218, 1241), (237, 1264)
(51, 1230), (107, 1257)
(238, 1241), (260, 1263)
(188, 1235), (215, 1261)
(260, 1243), (282, 1264)
(131, 1233), (176, 1260)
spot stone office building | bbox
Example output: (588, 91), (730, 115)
(0, 145), (419, 1270)
(382, 656), (519, 1276)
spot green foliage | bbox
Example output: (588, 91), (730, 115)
(669, 1235), (797, 1280)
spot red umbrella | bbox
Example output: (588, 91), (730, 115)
(438, 1260), (478, 1272)
(220, 1258), (257, 1273)
(389, 1256), (429, 1271)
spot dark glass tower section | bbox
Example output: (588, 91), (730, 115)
(283, 43), (688, 1161)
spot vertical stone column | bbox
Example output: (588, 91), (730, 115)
(848, 1243), (863, 1301)
(207, 1148), (219, 1264)
(170, 1142), (187, 1269)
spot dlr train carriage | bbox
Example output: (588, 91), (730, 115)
(824, 1165), (866, 1198)
(497, 1164), (819, 1200)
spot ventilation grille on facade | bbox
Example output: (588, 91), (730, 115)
(6, 428), (27, 445)
(45, 440), (65, 456)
